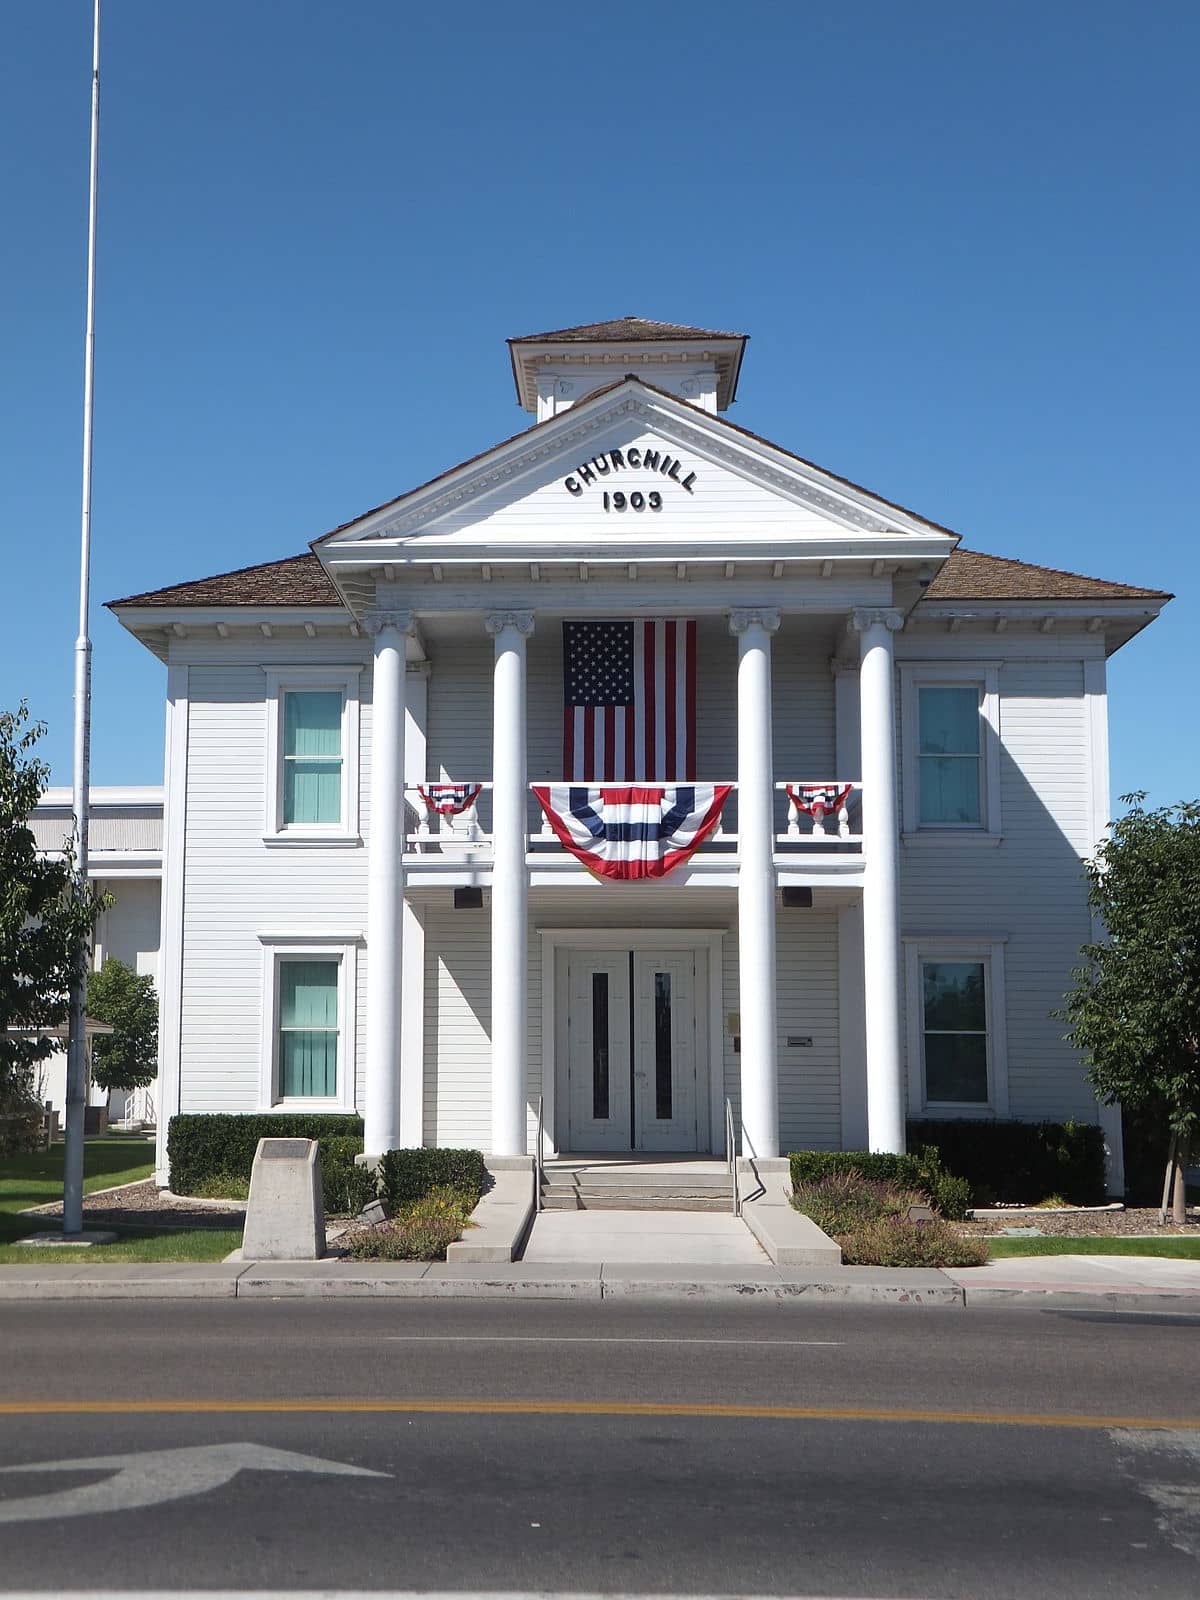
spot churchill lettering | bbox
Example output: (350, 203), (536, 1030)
(563, 450), (697, 506)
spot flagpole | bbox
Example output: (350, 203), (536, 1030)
(64, 0), (102, 1238)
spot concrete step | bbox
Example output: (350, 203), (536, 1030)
(541, 1170), (731, 1191)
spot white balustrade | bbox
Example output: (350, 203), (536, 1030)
(403, 781), (865, 856)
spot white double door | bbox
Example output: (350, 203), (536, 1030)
(563, 947), (707, 1153)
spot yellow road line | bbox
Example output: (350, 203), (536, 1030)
(0, 1398), (1196, 1431)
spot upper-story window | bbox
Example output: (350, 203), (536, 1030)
(901, 663), (1001, 840)
(263, 666), (362, 846)
(283, 691), (342, 824)
(918, 685), (982, 825)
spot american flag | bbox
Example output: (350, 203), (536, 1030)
(563, 619), (697, 781)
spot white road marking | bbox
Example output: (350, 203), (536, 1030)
(382, 1336), (844, 1347)
(0, 1443), (388, 1525)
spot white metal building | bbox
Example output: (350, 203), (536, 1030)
(106, 318), (1169, 1190)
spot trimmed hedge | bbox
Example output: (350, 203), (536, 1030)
(377, 1147), (486, 1213)
(788, 1147), (972, 1220)
(907, 1118), (1107, 1206)
(320, 1135), (378, 1216)
(167, 1113), (364, 1195)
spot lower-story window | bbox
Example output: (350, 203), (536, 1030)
(922, 961), (988, 1103)
(279, 960), (339, 1098)
(257, 933), (361, 1111)
(904, 938), (1008, 1115)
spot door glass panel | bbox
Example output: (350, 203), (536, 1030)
(654, 972), (672, 1120)
(592, 971), (610, 1120)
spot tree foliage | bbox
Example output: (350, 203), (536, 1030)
(0, 703), (106, 1100)
(86, 958), (158, 1092)
(1061, 794), (1200, 1204)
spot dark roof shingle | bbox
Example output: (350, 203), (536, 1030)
(107, 553), (339, 609)
(922, 549), (1170, 602)
(509, 317), (746, 344)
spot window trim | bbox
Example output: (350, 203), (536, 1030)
(257, 931), (362, 1112)
(263, 666), (362, 846)
(903, 936), (1009, 1117)
(900, 662), (1001, 840)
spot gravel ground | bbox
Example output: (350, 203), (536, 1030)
(25, 1179), (245, 1232)
(958, 1206), (1199, 1237)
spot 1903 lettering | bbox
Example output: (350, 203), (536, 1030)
(602, 490), (662, 513)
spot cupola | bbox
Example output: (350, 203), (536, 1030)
(507, 316), (748, 421)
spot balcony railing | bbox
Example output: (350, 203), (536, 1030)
(403, 781), (863, 856)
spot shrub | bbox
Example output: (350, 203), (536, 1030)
(400, 1183), (476, 1226)
(836, 1214), (990, 1269)
(907, 1118), (1107, 1206)
(340, 1215), (462, 1261)
(377, 1147), (486, 1213)
(791, 1172), (926, 1234)
(189, 1173), (250, 1201)
(0, 1083), (43, 1158)
(167, 1113), (364, 1194)
(788, 1148), (971, 1220)
(320, 1136), (377, 1216)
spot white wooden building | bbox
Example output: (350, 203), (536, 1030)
(107, 318), (1169, 1190)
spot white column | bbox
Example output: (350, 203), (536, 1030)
(730, 607), (781, 1160)
(487, 610), (534, 1156)
(853, 606), (905, 1153)
(363, 607), (413, 1157)
(398, 663), (429, 1150)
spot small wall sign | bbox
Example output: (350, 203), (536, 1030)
(564, 447), (697, 512)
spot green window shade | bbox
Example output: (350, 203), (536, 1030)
(278, 960), (338, 1098)
(922, 961), (988, 1103)
(282, 691), (342, 825)
(918, 685), (982, 825)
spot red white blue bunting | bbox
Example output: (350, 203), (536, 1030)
(417, 783), (482, 817)
(785, 783), (853, 822)
(532, 784), (731, 881)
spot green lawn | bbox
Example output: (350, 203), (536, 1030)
(987, 1234), (1200, 1260)
(0, 1134), (242, 1263)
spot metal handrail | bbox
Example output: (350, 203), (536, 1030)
(535, 1094), (545, 1213)
(725, 1097), (740, 1217)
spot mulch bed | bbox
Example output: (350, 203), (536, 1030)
(957, 1206), (1199, 1238)
(24, 1180), (245, 1233)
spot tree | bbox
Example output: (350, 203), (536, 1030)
(1061, 794), (1200, 1224)
(0, 703), (106, 1136)
(86, 958), (158, 1094)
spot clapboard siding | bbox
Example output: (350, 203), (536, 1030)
(178, 660), (372, 1115)
(899, 658), (1098, 1123)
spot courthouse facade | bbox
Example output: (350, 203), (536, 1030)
(106, 319), (1169, 1189)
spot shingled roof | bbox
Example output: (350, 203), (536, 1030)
(509, 317), (746, 344)
(106, 548), (1169, 611)
(922, 549), (1169, 602)
(107, 553), (339, 609)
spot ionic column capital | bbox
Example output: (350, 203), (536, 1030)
(729, 607), (781, 637)
(850, 606), (904, 635)
(362, 607), (416, 639)
(485, 610), (535, 638)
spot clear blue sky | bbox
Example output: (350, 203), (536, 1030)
(2, 1), (1195, 810)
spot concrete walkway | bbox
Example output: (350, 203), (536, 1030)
(0, 1253), (1198, 1306)
(521, 1208), (768, 1265)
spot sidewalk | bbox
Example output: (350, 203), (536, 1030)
(1, 1253), (1198, 1307)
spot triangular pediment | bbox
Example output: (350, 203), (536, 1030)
(316, 378), (956, 564)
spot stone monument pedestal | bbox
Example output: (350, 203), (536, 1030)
(241, 1138), (325, 1260)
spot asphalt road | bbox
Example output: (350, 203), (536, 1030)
(0, 1298), (1198, 1598)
